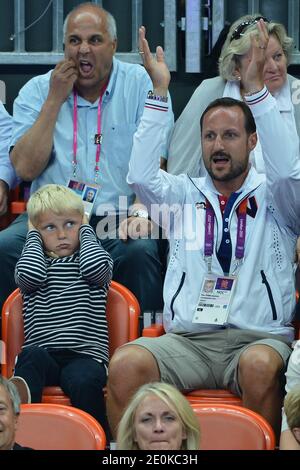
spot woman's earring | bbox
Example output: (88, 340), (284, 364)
(236, 75), (241, 81)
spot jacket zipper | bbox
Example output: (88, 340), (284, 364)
(170, 272), (186, 320)
(260, 270), (277, 320)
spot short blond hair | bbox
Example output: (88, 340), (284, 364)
(284, 386), (300, 430)
(117, 382), (200, 450)
(27, 184), (84, 225)
(219, 14), (293, 81)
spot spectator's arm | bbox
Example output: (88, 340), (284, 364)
(0, 102), (19, 215)
(10, 60), (78, 181)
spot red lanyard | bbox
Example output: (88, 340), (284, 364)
(72, 88), (105, 182)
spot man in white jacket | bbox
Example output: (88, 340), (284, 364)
(107, 21), (300, 439)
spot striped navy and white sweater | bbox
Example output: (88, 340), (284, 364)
(15, 224), (113, 365)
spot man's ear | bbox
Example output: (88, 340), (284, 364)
(14, 413), (19, 433)
(233, 60), (242, 81)
(248, 132), (257, 151)
(292, 427), (300, 444)
(112, 39), (117, 54)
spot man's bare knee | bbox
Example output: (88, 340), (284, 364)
(239, 345), (283, 390)
(108, 345), (160, 391)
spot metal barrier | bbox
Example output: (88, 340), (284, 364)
(185, 0), (300, 72)
(0, 0), (177, 70)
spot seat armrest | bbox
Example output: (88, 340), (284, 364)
(142, 323), (165, 337)
(10, 201), (26, 214)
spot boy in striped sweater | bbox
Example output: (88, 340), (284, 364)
(10, 184), (113, 433)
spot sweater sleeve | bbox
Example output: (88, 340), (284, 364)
(79, 224), (113, 286)
(15, 230), (47, 293)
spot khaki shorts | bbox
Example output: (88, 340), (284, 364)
(130, 328), (292, 396)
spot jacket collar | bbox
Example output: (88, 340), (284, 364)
(192, 165), (265, 201)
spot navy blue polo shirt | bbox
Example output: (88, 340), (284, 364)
(217, 192), (241, 274)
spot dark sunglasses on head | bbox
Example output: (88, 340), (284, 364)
(230, 16), (269, 42)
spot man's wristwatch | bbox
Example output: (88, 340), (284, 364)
(131, 209), (149, 219)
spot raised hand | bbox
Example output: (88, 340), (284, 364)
(48, 59), (78, 105)
(242, 19), (269, 94)
(138, 26), (170, 96)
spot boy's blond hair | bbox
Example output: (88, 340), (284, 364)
(284, 386), (300, 430)
(27, 184), (84, 225)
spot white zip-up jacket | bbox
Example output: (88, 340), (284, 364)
(128, 88), (300, 342)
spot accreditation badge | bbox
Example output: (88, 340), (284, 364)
(67, 179), (100, 220)
(192, 275), (237, 325)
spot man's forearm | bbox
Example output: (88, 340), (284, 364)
(11, 99), (62, 181)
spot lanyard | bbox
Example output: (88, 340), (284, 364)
(72, 89), (104, 183)
(204, 198), (248, 274)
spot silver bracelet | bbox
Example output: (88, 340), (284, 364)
(131, 209), (149, 219)
(147, 90), (168, 103)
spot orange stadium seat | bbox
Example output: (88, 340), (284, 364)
(16, 403), (106, 450)
(0, 186), (27, 231)
(192, 403), (275, 450)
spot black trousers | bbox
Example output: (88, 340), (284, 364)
(14, 346), (108, 433)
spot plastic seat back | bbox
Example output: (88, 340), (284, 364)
(1, 289), (24, 377)
(15, 403), (106, 450)
(192, 403), (275, 450)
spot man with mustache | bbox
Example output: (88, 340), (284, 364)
(107, 21), (300, 441)
(2, 2), (173, 317)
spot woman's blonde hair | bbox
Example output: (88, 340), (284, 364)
(219, 14), (293, 81)
(116, 382), (200, 450)
(284, 386), (300, 430)
(27, 184), (84, 225)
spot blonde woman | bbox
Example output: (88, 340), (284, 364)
(283, 386), (300, 445)
(167, 14), (299, 177)
(117, 382), (200, 450)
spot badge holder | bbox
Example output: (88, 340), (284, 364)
(67, 179), (99, 221)
(192, 275), (237, 326)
